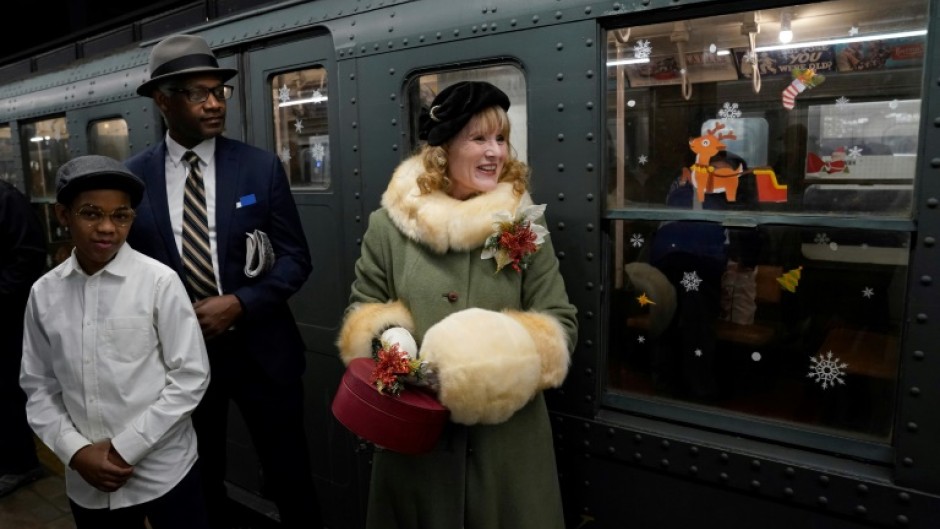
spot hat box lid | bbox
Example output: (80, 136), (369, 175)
(332, 357), (449, 454)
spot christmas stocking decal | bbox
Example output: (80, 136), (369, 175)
(782, 68), (824, 110)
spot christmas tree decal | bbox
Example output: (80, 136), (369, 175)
(777, 266), (803, 293)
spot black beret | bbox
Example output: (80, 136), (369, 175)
(418, 81), (511, 146)
(56, 155), (145, 208)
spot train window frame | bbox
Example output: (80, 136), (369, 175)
(270, 66), (331, 190)
(600, 0), (928, 462)
(405, 65), (528, 162)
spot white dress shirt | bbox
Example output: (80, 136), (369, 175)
(20, 243), (210, 509)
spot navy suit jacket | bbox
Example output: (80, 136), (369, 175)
(126, 136), (312, 382)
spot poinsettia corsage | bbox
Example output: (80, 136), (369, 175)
(370, 341), (435, 396)
(481, 203), (549, 273)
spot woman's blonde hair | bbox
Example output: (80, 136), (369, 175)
(417, 105), (529, 196)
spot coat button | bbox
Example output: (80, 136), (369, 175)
(446, 291), (459, 302)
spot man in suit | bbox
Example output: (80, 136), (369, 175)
(125, 34), (321, 529)
(0, 179), (46, 497)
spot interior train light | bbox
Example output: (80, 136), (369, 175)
(778, 9), (793, 44)
(605, 57), (651, 67)
(756, 29), (926, 52)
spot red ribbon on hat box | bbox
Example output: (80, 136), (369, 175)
(332, 357), (449, 454)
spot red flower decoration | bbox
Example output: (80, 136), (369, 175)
(370, 343), (427, 395)
(481, 204), (549, 274)
(498, 225), (539, 272)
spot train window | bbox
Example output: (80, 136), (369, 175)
(271, 67), (330, 190)
(0, 125), (22, 191)
(20, 116), (70, 201)
(406, 65), (528, 162)
(88, 119), (130, 162)
(603, 0), (927, 456)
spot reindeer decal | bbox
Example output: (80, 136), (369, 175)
(685, 122), (743, 203)
(680, 121), (789, 203)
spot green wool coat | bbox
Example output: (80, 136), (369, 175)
(338, 154), (578, 529)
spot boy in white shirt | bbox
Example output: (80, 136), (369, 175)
(19, 155), (211, 529)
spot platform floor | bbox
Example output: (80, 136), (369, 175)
(0, 438), (281, 529)
(0, 438), (74, 529)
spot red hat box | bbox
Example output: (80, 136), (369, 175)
(332, 357), (449, 454)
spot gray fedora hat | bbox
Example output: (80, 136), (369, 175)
(136, 34), (238, 97)
(56, 155), (145, 208)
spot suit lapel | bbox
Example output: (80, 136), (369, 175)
(146, 143), (186, 274)
(214, 136), (241, 282)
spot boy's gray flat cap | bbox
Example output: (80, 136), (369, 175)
(55, 155), (145, 208)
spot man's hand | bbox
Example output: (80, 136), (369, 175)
(194, 294), (244, 339)
(69, 440), (134, 492)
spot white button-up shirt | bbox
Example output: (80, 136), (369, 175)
(20, 243), (210, 509)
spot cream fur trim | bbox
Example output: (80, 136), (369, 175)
(420, 308), (540, 425)
(381, 155), (529, 253)
(336, 301), (414, 365)
(503, 310), (571, 389)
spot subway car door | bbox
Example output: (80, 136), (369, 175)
(240, 33), (357, 525)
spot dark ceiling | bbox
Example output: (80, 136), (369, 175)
(0, 1), (194, 68)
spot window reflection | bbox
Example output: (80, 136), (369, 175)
(0, 125), (20, 191)
(608, 221), (905, 442)
(21, 117), (69, 200)
(272, 67), (330, 189)
(88, 119), (130, 162)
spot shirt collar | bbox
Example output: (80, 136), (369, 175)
(59, 243), (136, 279)
(166, 134), (216, 168)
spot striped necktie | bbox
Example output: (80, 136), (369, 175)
(182, 150), (218, 300)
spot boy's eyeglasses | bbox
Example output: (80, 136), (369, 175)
(169, 84), (233, 103)
(73, 206), (136, 227)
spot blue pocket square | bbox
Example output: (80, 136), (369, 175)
(236, 194), (257, 208)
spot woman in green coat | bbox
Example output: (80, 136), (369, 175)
(337, 81), (578, 529)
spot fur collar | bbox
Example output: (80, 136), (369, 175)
(381, 155), (531, 254)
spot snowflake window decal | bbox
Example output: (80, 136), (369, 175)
(808, 351), (848, 389)
(637, 335), (646, 344)
(311, 142), (326, 163)
(630, 233), (645, 248)
(278, 84), (291, 104)
(638, 154), (649, 165)
(718, 102), (741, 120)
(814, 233), (830, 245)
(681, 271), (702, 292)
(279, 147), (291, 163)
(835, 96), (850, 107)
(848, 146), (864, 159)
(862, 287), (874, 299)
(633, 39), (652, 59)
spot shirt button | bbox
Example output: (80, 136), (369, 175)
(445, 291), (459, 302)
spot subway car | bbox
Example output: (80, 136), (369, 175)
(2, 0), (938, 527)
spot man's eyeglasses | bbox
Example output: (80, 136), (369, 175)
(73, 206), (136, 227)
(169, 84), (233, 104)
